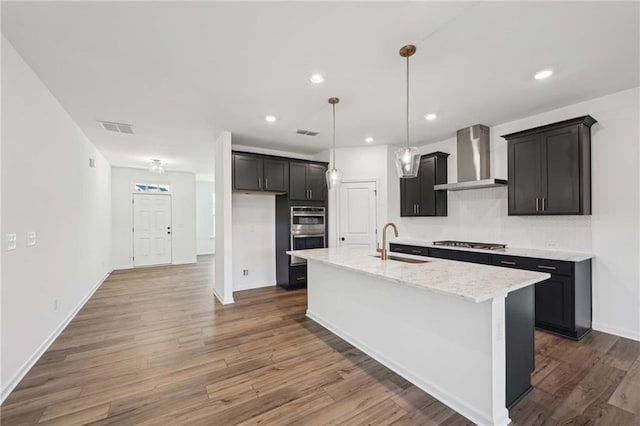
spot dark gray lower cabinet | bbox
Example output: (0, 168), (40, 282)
(492, 254), (591, 340)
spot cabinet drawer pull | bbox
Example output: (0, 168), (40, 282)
(296, 276), (305, 281)
(395, 248), (404, 252)
(412, 250), (421, 254)
(538, 265), (556, 270)
(500, 260), (516, 265)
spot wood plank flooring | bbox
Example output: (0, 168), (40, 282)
(2, 255), (639, 425)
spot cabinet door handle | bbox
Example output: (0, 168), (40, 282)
(296, 276), (305, 281)
(542, 198), (546, 211)
(538, 265), (556, 270)
(258, 178), (262, 189)
(535, 198), (539, 212)
(265, 178), (268, 189)
(417, 204), (420, 214)
(310, 189), (313, 199)
(500, 260), (516, 265)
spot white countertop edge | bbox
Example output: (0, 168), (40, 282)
(390, 239), (593, 262)
(287, 250), (550, 303)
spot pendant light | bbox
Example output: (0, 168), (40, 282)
(395, 44), (421, 178)
(325, 97), (343, 189)
(149, 159), (164, 174)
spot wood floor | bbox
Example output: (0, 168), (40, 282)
(2, 255), (639, 425)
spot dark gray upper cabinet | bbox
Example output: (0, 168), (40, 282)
(503, 116), (596, 216)
(263, 159), (288, 192)
(400, 152), (449, 217)
(232, 153), (288, 193)
(233, 153), (263, 191)
(289, 161), (327, 201)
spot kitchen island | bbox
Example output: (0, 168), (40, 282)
(287, 246), (550, 426)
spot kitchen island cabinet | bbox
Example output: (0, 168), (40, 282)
(288, 246), (549, 425)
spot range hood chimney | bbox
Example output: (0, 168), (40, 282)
(434, 124), (507, 191)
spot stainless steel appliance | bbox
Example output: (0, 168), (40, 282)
(433, 240), (506, 250)
(290, 206), (326, 265)
(433, 124), (507, 191)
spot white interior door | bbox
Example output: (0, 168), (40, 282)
(133, 194), (172, 266)
(339, 181), (377, 248)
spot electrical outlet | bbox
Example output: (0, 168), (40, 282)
(243, 269), (249, 276)
(26, 231), (37, 246)
(545, 241), (557, 249)
(53, 299), (59, 311)
(6, 233), (17, 251)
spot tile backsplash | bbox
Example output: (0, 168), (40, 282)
(397, 187), (592, 252)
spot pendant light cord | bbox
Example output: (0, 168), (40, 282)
(332, 103), (336, 168)
(406, 55), (410, 149)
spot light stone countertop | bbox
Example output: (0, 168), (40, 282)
(287, 246), (549, 303)
(391, 238), (593, 262)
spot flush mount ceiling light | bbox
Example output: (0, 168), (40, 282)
(310, 73), (324, 84)
(265, 115), (277, 123)
(534, 69), (553, 80)
(395, 44), (421, 179)
(325, 97), (343, 190)
(425, 113), (437, 121)
(149, 159), (164, 174)
(365, 137), (374, 143)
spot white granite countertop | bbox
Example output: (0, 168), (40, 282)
(287, 247), (549, 303)
(391, 238), (593, 262)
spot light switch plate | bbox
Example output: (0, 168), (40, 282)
(6, 233), (17, 251)
(27, 231), (37, 246)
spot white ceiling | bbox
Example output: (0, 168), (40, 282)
(2, 1), (638, 177)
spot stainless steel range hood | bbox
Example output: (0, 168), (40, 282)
(434, 124), (507, 191)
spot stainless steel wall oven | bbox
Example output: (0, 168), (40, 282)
(290, 206), (326, 265)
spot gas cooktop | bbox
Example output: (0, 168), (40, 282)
(432, 240), (507, 250)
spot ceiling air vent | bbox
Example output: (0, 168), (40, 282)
(99, 121), (134, 134)
(296, 129), (319, 136)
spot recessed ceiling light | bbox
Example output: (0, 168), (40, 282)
(365, 137), (374, 143)
(265, 115), (277, 123)
(425, 113), (437, 121)
(534, 69), (553, 80)
(310, 73), (324, 84)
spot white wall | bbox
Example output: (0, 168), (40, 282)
(232, 194), (277, 291)
(316, 146), (389, 248)
(196, 180), (215, 255)
(387, 87), (640, 341)
(111, 167), (196, 269)
(1, 36), (112, 400)
(214, 132), (234, 304)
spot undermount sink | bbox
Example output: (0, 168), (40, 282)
(370, 254), (430, 264)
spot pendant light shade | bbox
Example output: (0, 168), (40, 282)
(395, 147), (420, 177)
(395, 44), (421, 178)
(325, 97), (343, 189)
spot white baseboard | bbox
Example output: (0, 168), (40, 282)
(306, 310), (510, 426)
(233, 281), (276, 292)
(0, 270), (112, 403)
(213, 287), (234, 305)
(593, 322), (640, 342)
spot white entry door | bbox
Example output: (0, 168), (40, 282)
(133, 194), (172, 266)
(339, 181), (377, 248)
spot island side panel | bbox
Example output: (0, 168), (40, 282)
(306, 260), (510, 426)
